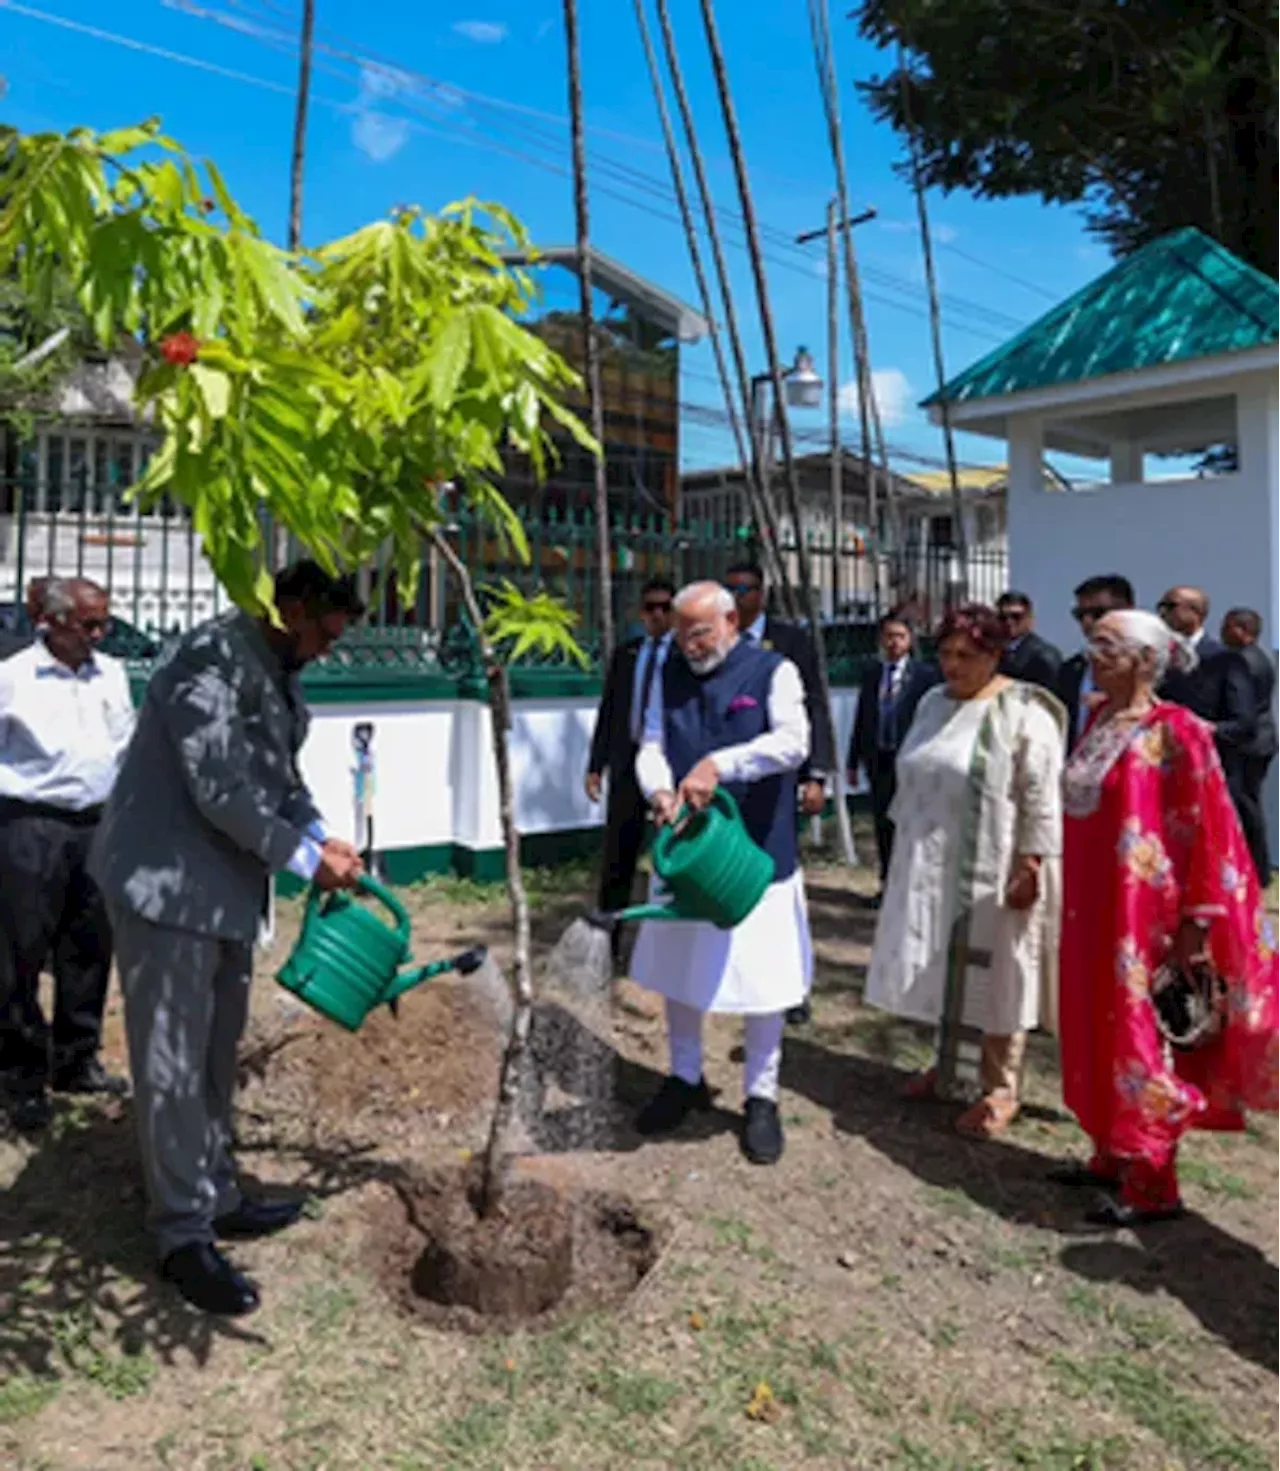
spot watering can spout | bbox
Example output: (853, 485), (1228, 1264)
(381, 945), (490, 1005)
(592, 901), (698, 927)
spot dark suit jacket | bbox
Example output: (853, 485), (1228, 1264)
(1057, 653), (1089, 751)
(758, 615), (835, 780)
(848, 657), (940, 773)
(588, 638), (643, 792)
(1223, 643), (1277, 761)
(1000, 631), (1062, 693)
(1160, 636), (1256, 748)
(0, 629), (34, 661)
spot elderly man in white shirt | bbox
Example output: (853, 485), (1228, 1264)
(629, 581), (812, 1165)
(0, 577), (134, 1132)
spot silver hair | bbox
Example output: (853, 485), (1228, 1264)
(1104, 609), (1197, 684)
(673, 581), (735, 617)
(41, 578), (77, 619)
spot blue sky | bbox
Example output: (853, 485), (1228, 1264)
(0, 0), (1115, 475)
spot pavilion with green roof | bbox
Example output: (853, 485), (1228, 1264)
(921, 227), (1278, 663)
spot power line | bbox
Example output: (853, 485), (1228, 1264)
(169, 0), (1027, 339)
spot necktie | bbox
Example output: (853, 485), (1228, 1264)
(878, 662), (899, 749)
(634, 640), (659, 742)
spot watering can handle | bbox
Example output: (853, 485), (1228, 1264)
(669, 785), (739, 835)
(356, 874), (412, 945)
(304, 874), (412, 948)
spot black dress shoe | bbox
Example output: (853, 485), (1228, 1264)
(7, 1090), (53, 1134)
(214, 1196), (305, 1240)
(161, 1242), (260, 1316)
(741, 1098), (784, 1165)
(51, 1059), (130, 1097)
(635, 1075), (713, 1137)
(785, 1000), (812, 1027)
(1085, 1196), (1185, 1229)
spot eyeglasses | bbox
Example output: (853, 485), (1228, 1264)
(997, 608), (1028, 622)
(1072, 606), (1108, 623)
(642, 600), (672, 613)
(724, 581), (758, 596)
(1156, 598), (1190, 613)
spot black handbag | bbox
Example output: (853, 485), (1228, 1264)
(1150, 958), (1228, 1051)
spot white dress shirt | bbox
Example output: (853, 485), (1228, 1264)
(743, 612), (768, 645)
(0, 640), (135, 811)
(630, 631), (673, 742)
(636, 644), (810, 799)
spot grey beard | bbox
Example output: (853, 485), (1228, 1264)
(688, 645), (729, 676)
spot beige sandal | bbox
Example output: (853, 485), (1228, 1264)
(955, 1092), (1020, 1138)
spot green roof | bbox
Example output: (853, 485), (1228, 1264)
(924, 228), (1279, 408)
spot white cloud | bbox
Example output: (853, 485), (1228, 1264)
(877, 217), (958, 245)
(352, 65), (411, 163)
(837, 367), (914, 428)
(453, 20), (509, 43)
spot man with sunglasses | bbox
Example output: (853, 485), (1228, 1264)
(1057, 574), (1134, 750)
(0, 577), (134, 1133)
(586, 578), (676, 967)
(996, 591), (1061, 693)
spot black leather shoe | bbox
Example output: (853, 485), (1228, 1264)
(52, 1059), (130, 1097)
(741, 1097), (784, 1165)
(635, 1075), (713, 1137)
(214, 1196), (305, 1240)
(161, 1242), (260, 1316)
(1085, 1196), (1185, 1229)
(785, 1000), (812, 1027)
(8, 1090), (53, 1134)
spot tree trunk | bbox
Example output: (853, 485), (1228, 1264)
(431, 530), (533, 1217)
(563, 0), (614, 664)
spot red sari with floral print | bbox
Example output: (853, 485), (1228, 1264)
(1060, 703), (1278, 1208)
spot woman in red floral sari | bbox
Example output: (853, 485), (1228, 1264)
(1058, 610), (1278, 1227)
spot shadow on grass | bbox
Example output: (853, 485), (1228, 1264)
(781, 1036), (1279, 1374)
(0, 1102), (412, 1385)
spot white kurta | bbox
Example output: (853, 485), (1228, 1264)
(629, 651), (812, 1015)
(864, 682), (1065, 1036)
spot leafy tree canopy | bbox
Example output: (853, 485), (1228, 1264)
(0, 117), (597, 647)
(854, 1), (1278, 279)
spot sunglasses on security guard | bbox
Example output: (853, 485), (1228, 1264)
(643, 599), (672, 613)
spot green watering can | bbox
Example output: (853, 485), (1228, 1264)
(591, 788), (774, 931)
(277, 875), (487, 1033)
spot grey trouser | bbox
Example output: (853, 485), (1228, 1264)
(110, 905), (251, 1261)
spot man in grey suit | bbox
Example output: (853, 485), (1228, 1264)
(91, 561), (365, 1316)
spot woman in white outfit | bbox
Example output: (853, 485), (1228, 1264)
(865, 603), (1065, 1137)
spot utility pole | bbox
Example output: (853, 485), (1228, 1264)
(825, 200), (841, 623)
(288, 0), (315, 252)
(898, 46), (969, 595)
(563, 0), (614, 662)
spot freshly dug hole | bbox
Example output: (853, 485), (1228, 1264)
(412, 1177), (574, 1316)
(374, 1164), (661, 1331)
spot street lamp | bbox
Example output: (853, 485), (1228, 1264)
(750, 345), (824, 460)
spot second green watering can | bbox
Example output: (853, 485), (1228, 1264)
(277, 875), (487, 1033)
(593, 787), (774, 930)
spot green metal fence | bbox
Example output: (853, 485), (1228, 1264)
(1, 485), (1007, 693)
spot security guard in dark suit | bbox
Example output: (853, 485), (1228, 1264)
(586, 578), (675, 963)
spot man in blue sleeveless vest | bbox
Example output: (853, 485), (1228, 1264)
(630, 581), (812, 1164)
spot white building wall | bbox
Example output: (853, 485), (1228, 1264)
(292, 688), (863, 860)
